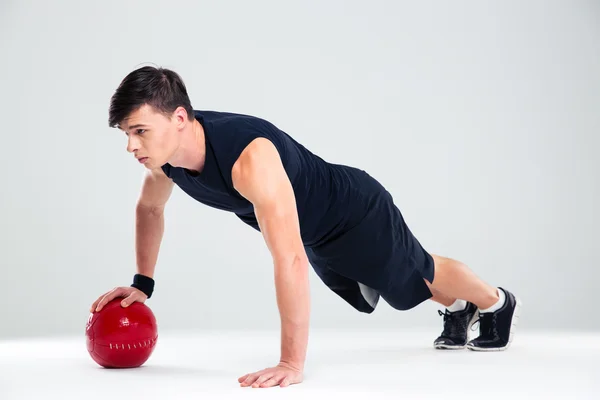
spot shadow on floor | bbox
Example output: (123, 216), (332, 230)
(93, 364), (232, 378)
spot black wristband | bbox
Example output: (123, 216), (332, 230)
(131, 274), (155, 299)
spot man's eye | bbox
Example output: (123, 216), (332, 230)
(137, 129), (145, 134)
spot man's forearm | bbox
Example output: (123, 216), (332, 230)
(135, 205), (165, 279)
(274, 253), (311, 370)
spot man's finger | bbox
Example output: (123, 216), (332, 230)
(90, 297), (102, 312)
(121, 292), (140, 307)
(242, 374), (259, 387)
(95, 288), (122, 311)
(252, 373), (274, 388)
(91, 294), (107, 312)
(90, 291), (111, 312)
(95, 295), (112, 312)
(259, 376), (279, 388)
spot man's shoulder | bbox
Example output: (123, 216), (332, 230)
(194, 109), (269, 126)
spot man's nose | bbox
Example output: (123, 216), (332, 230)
(127, 136), (139, 153)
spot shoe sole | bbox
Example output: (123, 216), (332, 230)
(466, 296), (522, 352)
(434, 309), (480, 350)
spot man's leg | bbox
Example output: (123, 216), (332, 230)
(424, 253), (521, 351)
(428, 287), (456, 308)
(425, 262), (479, 349)
(424, 254), (498, 309)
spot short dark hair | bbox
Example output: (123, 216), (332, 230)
(108, 65), (194, 128)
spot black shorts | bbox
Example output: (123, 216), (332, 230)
(306, 190), (435, 313)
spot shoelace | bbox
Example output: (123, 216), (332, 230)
(471, 312), (499, 337)
(437, 309), (468, 337)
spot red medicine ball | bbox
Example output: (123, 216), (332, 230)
(86, 298), (158, 368)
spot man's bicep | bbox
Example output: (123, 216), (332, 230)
(137, 167), (175, 211)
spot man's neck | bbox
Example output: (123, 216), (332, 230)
(172, 119), (206, 173)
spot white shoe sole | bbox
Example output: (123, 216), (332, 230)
(467, 296), (522, 352)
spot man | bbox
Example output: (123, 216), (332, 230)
(90, 66), (521, 388)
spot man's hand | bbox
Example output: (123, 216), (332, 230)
(238, 362), (303, 388)
(90, 286), (147, 312)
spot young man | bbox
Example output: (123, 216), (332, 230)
(90, 66), (521, 388)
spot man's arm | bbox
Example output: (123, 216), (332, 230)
(92, 167), (174, 312)
(232, 137), (310, 371)
(135, 167), (175, 279)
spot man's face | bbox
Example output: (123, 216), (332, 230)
(119, 104), (180, 169)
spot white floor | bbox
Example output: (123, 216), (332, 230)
(1, 329), (598, 399)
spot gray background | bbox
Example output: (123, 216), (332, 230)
(1, 0), (598, 339)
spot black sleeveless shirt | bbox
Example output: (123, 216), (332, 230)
(161, 110), (387, 248)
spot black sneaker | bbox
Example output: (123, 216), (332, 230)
(467, 287), (522, 351)
(433, 301), (479, 350)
